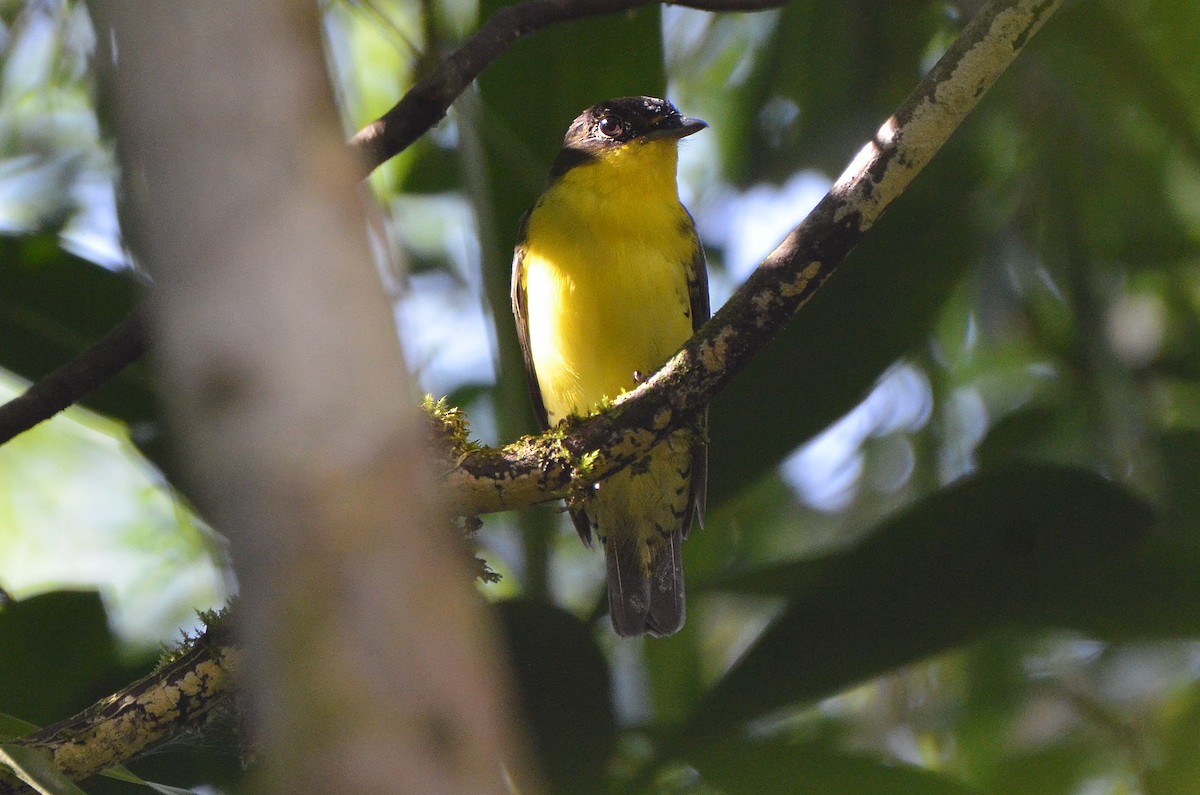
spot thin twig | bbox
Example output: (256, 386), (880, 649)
(0, 309), (149, 445)
(347, 0), (785, 176)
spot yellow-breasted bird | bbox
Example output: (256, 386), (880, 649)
(511, 97), (709, 637)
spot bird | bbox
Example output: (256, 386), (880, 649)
(511, 96), (709, 637)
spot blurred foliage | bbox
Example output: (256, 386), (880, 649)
(0, 591), (151, 726)
(2, 0), (1200, 793)
(0, 4), (230, 791)
(499, 599), (618, 794)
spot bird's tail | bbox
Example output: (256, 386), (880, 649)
(582, 431), (699, 637)
(605, 526), (684, 638)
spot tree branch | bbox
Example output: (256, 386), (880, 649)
(0, 6), (1063, 784)
(442, 0), (1065, 516)
(0, 0), (781, 448)
(0, 0), (1057, 497)
(347, 0), (785, 176)
(0, 625), (240, 794)
(0, 309), (148, 445)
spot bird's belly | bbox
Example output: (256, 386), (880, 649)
(524, 241), (692, 424)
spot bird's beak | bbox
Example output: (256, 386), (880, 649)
(645, 115), (708, 142)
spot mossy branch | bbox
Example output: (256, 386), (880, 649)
(439, 0), (1065, 517)
(0, 618), (239, 793)
(0, 2), (1063, 784)
(0, 0), (783, 450)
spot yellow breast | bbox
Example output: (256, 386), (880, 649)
(520, 140), (696, 423)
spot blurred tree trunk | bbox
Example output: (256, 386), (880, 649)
(88, 1), (531, 792)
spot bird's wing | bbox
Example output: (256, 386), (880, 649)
(686, 221), (711, 331)
(512, 212), (594, 545)
(510, 212), (550, 432)
(684, 224), (710, 536)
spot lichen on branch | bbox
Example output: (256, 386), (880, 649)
(0, 613), (239, 793)
(435, 0), (1066, 519)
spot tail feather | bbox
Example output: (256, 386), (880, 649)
(646, 526), (685, 636)
(605, 529), (684, 638)
(592, 429), (700, 638)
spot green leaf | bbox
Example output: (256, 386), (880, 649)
(97, 766), (144, 785)
(685, 465), (1154, 740)
(953, 634), (1033, 785)
(1158, 430), (1200, 536)
(1143, 689), (1200, 795)
(0, 713), (39, 742)
(40, 758), (188, 791)
(0, 591), (145, 727)
(0, 743), (90, 795)
(972, 745), (1090, 795)
(476, 1), (664, 211)
(642, 609), (705, 725)
(1053, 4), (1200, 167)
(689, 740), (980, 795)
(727, 0), (948, 183)
(141, 782), (200, 794)
(974, 404), (1090, 472)
(1076, 534), (1200, 641)
(497, 599), (616, 795)
(1004, 9), (1199, 270)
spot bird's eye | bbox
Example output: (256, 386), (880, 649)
(597, 115), (625, 139)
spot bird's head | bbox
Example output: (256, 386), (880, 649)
(549, 96), (707, 182)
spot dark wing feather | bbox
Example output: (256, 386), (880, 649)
(683, 220), (710, 537)
(512, 210), (595, 546)
(511, 211), (550, 432)
(686, 216), (712, 326)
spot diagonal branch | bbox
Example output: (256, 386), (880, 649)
(0, 0), (780, 448)
(0, 1), (1060, 785)
(0, 0), (1056, 486)
(0, 309), (149, 445)
(442, 0), (1065, 516)
(0, 623), (240, 794)
(347, 0), (785, 176)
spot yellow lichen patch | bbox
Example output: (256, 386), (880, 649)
(45, 643), (244, 780)
(698, 344), (718, 371)
(780, 261), (825, 298)
(752, 291), (779, 326)
(138, 683), (181, 721)
(698, 327), (731, 373)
